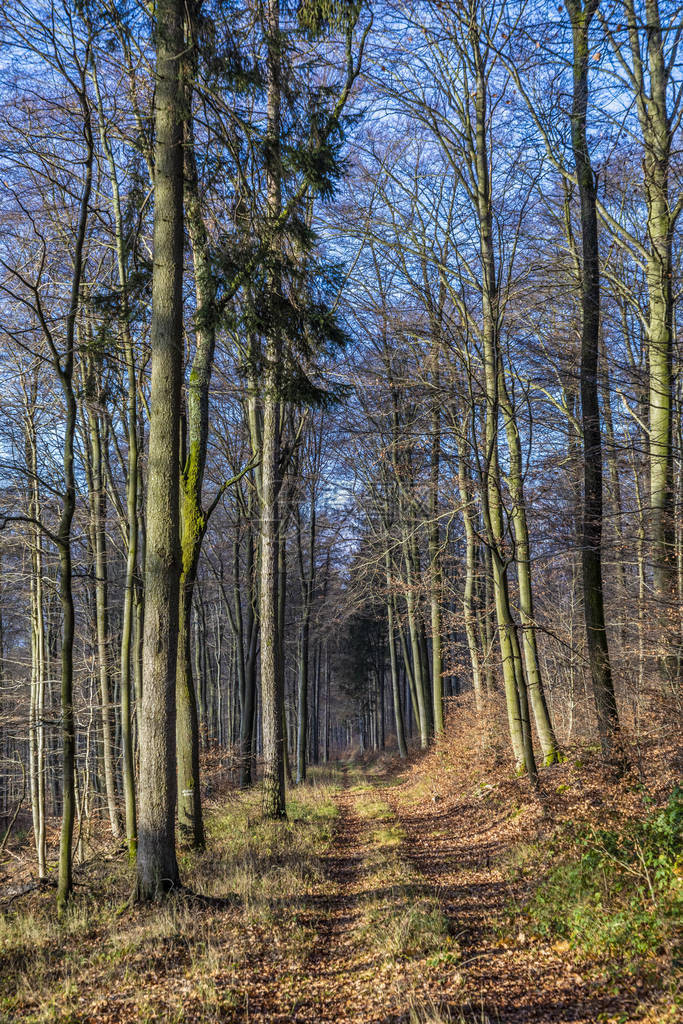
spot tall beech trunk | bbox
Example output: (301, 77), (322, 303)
(260, 0), (286, 819)
(24, 396), (47, 878)
(53, 305), (79, 910)
(402, 534), (429, 748)
(136, 0), (185, 899)
(324, 644), (331, 762)
(454, 418), (484, 713)
(120, 349), (139, 860)
(385, 548), (408, 758)
(469, 26), (536, 783)
(83, 355), (121, 837)
(134, 431), (146, 747)
(93, 43), (139, 859)
(625, 0), (679, 677)
(395, 598), (420, 734)
(498, 367), (561, 764)
(175, 34), (217, 847)
(388, 380), (429, 747)
(279, 506), (293, 787)
(600, 335), (627, 646)
(241, 518), (259, 788)
(429, 352), (444, 735)
(242, 330), (263, 789)
(295, 500), (315, 784)
(221, 510), (257, 787)
(566, 0), (620, 756)
(53, 77), (93, 915)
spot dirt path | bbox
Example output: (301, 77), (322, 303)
(271, 768), (410, 1024)
(382, 781), (643, 1024)
(5, 759), (666, 1023)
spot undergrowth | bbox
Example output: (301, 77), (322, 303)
(510, 786), (682, 981)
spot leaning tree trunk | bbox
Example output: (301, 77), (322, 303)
(136, 0), (185, 899)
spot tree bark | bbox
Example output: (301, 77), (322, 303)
(174, 4), (228, 845)
(566, 0), (621, 758)
(260, 0), (286, 819)
(470, 25), (537, 783)
(55, 77), (93, 915)
(136, 0), (185, 899)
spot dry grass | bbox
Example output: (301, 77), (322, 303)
(371, 695), (682, 1024)
(1, 703), (679, 1024)
(354, 786), (457, 964)
(0, 771), (342, 1023)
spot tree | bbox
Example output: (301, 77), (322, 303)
(565, 0), (621, 757)
(136, 0), (185, 900)
(600, 0), (683, 681)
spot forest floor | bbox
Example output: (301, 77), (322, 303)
(1, 703), (681, 1024)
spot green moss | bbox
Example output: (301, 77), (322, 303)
(180, 441), (205, 574)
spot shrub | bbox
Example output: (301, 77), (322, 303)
(523, 787), (682, 975)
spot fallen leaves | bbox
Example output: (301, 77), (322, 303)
(2, 726), (680, 1024)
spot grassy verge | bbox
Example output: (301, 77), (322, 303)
(0, 771), (342, 1024)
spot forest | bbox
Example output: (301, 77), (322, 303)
(0, 0), (681, 1021)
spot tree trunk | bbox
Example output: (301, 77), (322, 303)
(566, 0), (621, 757)
(136, 0), (185, 899)
(454, 422), (484, 713)
(55, 79), (93, 915)
(93, 46), (139, 860)
(429, 352), (444, 734)
(498, 367), (561, 764)
(295, 500), (315, 784)
(386, 552), (408, 758)
(470, 28), (536, 783)
(84, 356), (121, 837)
(175, 12), (220, 848)
(25, 406), (47, 878)
(260, 0), (286, 819)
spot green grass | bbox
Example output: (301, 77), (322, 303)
(355, 797), (394, 821)
(372, 822), (406, 848)
(354, 787), (457, 964)
(362, 896), (454, 959)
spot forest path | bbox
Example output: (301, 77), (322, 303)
(378, 768), (647, 1024)
(3, 758), (663, 1024)
(295, 767), (376, 1020)
(261, 764), (423, 1023)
